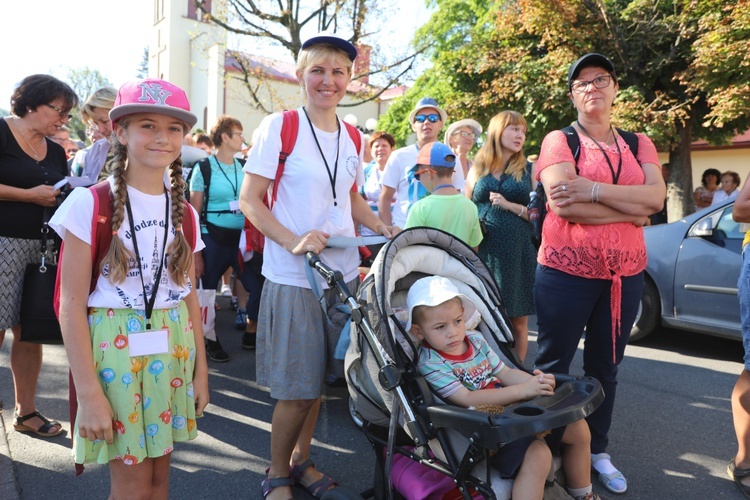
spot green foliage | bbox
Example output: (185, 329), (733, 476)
(393, 0), (750, 218)
(63, 68), (112, 142)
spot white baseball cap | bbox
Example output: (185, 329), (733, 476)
(406, 276), (477, 330)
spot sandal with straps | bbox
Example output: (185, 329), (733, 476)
(13, 410), (63, 437)
(289, 458), (339, 499)
(261, 472), (295, 499)
(728, 459), (750, 499)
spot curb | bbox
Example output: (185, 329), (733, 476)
(0, 408), (21, 500)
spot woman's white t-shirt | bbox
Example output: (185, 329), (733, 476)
(49, 177), (204, 309)
(244, 108), (364, 289)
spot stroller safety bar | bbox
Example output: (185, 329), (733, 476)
(306, 252), (430, 446)
(424, 377), (604, 448)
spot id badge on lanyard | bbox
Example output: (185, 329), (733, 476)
(129, 326), (170, 357)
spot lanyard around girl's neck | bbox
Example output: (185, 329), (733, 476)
(303, 106), (341, 206)
(125, 191), (169, 330)
(210, 155), (239, 198)
(576, 120), (622, 185)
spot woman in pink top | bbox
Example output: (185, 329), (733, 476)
(533, 53), (665, 495)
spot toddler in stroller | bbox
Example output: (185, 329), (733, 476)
(407, 275), (598, 500)
(311, 228), (605, 499)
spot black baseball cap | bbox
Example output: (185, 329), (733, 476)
(301, 31), (358, 62)
(567, 53), (617, 88)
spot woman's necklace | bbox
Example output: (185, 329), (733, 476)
(12, 117), (42, 161)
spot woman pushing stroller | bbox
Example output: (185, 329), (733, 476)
(408, 275), (599, 500)
(240, 32), (398, 499)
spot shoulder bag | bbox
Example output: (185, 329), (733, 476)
(20, 213), (63, 344)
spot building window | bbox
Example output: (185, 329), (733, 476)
(188, 0), (212, 21)
(154, 0), (165, 23)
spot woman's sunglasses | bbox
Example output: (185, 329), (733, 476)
(414, 113), (441, 124)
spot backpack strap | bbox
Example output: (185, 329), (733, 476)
(343, 122), (362, 156)
(182, 203), (196, 250)
(90, 181), (115, 293)
(273, 110), (299, 206)
(196, 157), (212, 222)
(615, 128), (639, 159)
(563, 125), (640, 166)
(561, 125), (581, 166)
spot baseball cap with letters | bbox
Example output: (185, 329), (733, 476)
(109, 78), (197, 130)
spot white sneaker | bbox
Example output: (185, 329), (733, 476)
(220, 284), (232, 296)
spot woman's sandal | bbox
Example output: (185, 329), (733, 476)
(728, 459), (750, 499)
(13, 410), (63, 437)
(289, 459), (339, 498)
(261, 472), (295, 499)
(591, 453), (627, 494)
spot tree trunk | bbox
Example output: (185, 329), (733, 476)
(667, 120), (694, 222)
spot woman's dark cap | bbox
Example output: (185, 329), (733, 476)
(568, 53), (616, 88)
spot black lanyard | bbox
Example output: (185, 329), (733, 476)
(576, 121), (622, 185)
(125, 191), (169, 330)
(210, 155), (238, 198)
(303, 107), (341, 206)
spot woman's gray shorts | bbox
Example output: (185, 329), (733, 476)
(0, 237), (43, 331)
(256, 277), (360, 400)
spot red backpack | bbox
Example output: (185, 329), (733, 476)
(245, 110), (362, 253)
(53, 181), (197, 319)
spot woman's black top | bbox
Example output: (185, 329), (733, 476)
(0, 119), (67, 239)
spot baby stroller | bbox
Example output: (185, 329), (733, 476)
(309, 228), (604, 499)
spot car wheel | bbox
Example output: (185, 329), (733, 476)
(629, 279), (660, 343)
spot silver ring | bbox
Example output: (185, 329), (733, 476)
(562, 184), (567, 191)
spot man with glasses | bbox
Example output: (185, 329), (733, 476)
(378, 97), (448, 228)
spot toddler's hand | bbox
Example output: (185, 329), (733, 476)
(532, 369), (556, 390)
(519, 372), (555, 400)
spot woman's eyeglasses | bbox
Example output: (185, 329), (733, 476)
(414, 114), (441, 124)
(570, 75), (612, 94)
(452, 130), (476, 140)
(45, 103), (73, 120)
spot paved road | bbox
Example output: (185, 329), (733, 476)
(0, 298), (747, 499)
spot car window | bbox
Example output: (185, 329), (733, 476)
(688, 202), (743, 240)
(716, 205), (743, 239)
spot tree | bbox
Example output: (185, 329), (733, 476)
(137, 47), (149, 79)
(195, 0), (427, 113)
(388, 0), (750, 219)
(64, 68), (112, 142)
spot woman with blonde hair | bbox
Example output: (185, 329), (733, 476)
(241, 32), (398, 499)
(466, 110), (536, 362)
(71, 86), (117, 183)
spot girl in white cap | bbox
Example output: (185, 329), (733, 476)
(51, 78), (209, 498)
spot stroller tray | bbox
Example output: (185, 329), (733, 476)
(424, 377), (604, 448)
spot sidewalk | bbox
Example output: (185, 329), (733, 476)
(0, 402), (21, 500)
(0, 298), (372, 499)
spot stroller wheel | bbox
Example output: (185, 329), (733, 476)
(348, 397), (365, 428)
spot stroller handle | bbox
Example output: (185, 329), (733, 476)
(306, 252), (341, 286)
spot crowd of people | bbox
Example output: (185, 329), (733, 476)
(14, 37), (750, 499)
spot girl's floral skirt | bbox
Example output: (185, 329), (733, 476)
(73, 303), (198, 466)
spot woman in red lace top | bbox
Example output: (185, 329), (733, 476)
(532, 53), (665, 495)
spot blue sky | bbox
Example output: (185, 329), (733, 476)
(0, 0), (432, 110)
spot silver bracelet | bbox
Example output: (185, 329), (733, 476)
(595, 183), (601, 203)
(518, 206), (525, 217)
(591, 183), (597, 203)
